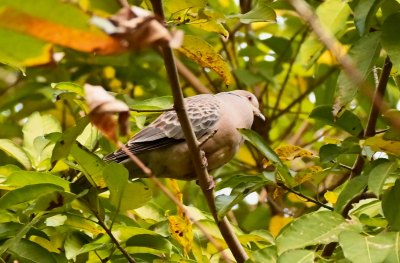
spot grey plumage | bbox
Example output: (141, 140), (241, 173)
(105, 90), (265, 180)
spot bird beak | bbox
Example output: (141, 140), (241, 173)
(253, 107), (266, 121)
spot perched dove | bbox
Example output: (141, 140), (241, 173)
(105, 90), (265, 180)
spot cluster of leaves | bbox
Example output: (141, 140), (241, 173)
(0, 0), (400, 262)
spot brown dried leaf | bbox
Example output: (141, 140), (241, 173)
(108, 6), (183, 49)
(84, 84), (129, 142)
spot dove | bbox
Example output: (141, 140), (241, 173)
(104, 90), (265, 180)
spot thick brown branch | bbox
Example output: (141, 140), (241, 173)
(150, 1), (249, 262)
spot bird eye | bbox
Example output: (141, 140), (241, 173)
(246, 95), (252, 101)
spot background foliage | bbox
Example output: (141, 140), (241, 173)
(0, 0), (400, 262)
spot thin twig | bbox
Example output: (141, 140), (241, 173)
(271, 29), (308, 118)
(277, 182), (333, 210)
(150, 1), (249, 261)
(271, 67), (337, 121)
(94, 211), (136, 263)
(175, 58), (211, 94)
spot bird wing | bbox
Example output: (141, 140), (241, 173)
(104, 94), (221, 162)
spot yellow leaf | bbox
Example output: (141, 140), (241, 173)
(287, 193), (315, 207)
(168, 215), (193, 256)
(178, 35), (232, 85)
(294, 165), (323, 185)
(275, 145), (314, 161)
(269, 215), (293, 237)
(363, 134), (400, 157)
(324, 191), (338, 204)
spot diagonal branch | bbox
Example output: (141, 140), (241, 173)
(150, 1), (249, 262)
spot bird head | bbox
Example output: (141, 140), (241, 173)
(230, 90), (266, 121)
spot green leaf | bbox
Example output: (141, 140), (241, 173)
(51, 82), (84, 97)
(277, 249), (314, 263)
(367, 159), (397, 196)
(276, 211), (359, 254)
(252, 246), (278, 262)
(385, 232), (400, 262)
(240, 129), (295, 187)
(319, 144), (343, 163)
(382, 12), (400, 69)
(22, 112), (61, 170)
(8, 238), (57, 263)
(0, 28), (52, 72)
(231, 0), (276, 24)
(339, 231), (394, 263)
(216, 177), (265, 219)
(126, 234), (172, 253)
(335, 32), (381, 110)
(382, 179), (400, 231)
(0, 139), (31, 169)
(4, 171), (69, 190)
(70, 142), (107, 188)
(104, 163), (152, 211)
(0, 183), (63, 209)
(335, 175), (368, 214)
(310, 105), (364, 136)
(52, 116), (90, 162)
(233, 68), (263, 86)
(354, 0), (383, 35)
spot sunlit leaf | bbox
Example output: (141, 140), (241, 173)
(269, 215), (293, 237)
(0, 183), (63, 209)
(278, 249), (314, 263)
(178, 35), (233, 85)
(0, 139), (31, 169)
(70, 142), (107, 188)
(3, 171), (69, 190)
(0, 2), (124, 54)
(22, 112), (61, 170)
(8, 238), (57, 263)
(230, 0), (276, 24)
(52, 116), (90, 162)
(276, 211), (360, 254)
(339, 231), (394, 263)
(364, 134), (400, 157)
(367, 159), (397, 196)
(104, 163), (152, 211)
(0, 28), (52, 71)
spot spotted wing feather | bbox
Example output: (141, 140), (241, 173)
(104, 94), (220, 162)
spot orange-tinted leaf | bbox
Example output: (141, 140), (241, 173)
(0, 7), (125, 54)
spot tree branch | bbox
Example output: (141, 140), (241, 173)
(150, 1), (249, 262)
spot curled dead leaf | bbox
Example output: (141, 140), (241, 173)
(84, 84), (129, 142)
(106, 6), (183, 49)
